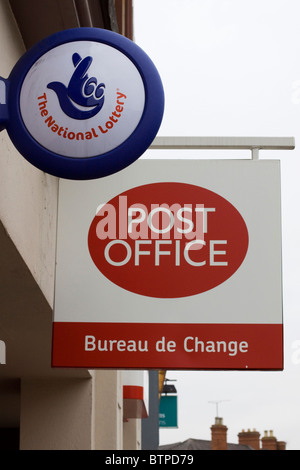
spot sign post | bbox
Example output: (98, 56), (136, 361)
(52, 157), (284, 370)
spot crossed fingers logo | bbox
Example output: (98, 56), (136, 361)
(47, 52), (105, 120)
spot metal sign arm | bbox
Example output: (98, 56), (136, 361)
(150, 136), (295, 160)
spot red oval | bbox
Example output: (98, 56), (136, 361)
(88, 183), (249, 298)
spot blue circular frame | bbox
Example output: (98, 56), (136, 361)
(5, 28), (164, 180)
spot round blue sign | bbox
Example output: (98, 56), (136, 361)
(0, 28), (164, 179)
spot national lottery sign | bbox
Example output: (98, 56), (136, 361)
(52, 159), (283, 370)
(0, 28), (164, 179)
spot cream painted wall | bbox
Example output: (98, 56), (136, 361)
(123, 419), (142, 450)
(0, 0), (58, 308)
(0, 1), (141, 450)
(20, 378), (94, 450)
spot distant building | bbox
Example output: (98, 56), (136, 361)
(159, 417), (286, 450)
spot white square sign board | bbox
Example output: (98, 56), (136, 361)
(52, 159), (283, 370)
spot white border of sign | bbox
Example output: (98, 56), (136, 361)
(52, 159), (283, 370)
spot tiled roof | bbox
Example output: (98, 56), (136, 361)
(159, 438), (253, 451)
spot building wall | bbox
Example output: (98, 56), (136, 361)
(20, 378), (94, 450)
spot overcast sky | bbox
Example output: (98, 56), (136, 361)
(134, 0), (300, 450)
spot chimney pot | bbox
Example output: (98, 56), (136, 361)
(211, 417), (228, 451)
(238, 428), (261, 450)
(215, 417), (223, 425)
(262, 429), (277, 450)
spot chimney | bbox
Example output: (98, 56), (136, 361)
(210, 417), (228, 450)
(238, 428), (261, 450)
(261, 430), (278, 450)
(276, 441), (286, 451)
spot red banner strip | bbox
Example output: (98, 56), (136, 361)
(123, 385), (144, 400)
(52, 322), (283, 370)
